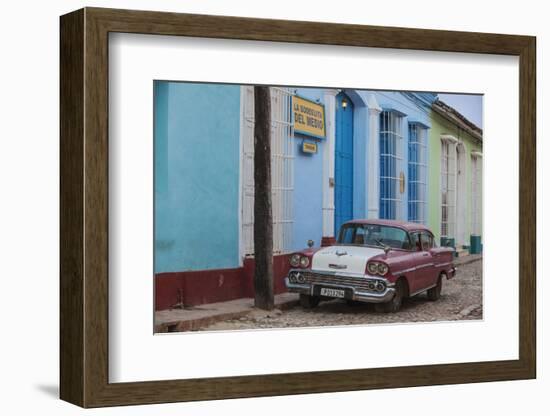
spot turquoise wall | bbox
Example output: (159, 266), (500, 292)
(154, 81), (241, 273)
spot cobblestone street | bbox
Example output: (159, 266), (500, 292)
(199, 258), (482, 331)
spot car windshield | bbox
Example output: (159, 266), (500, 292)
(337, 223), (411, 250)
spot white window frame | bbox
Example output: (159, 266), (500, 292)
(407, 123), (427, 224)
(379, 110), (404, 220)
(241, 86), (295, 258)
(471, 151), (483, 236)
(440, 135), (458, 238)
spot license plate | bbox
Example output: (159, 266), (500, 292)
(320, 287), (345, 298)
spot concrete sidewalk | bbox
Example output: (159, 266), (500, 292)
(155, 292), (299, 333)
(155, 254), (482, 333)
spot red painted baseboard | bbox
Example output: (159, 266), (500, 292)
(155, 254), (291, 310)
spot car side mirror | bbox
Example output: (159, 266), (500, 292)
(307, 239), (314, 248)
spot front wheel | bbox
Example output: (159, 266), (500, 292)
(427, 275), (443, 301)
(375, 279), (405, 313)
(300, 294), (320, 309)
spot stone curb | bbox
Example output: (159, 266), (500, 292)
(455, 255), (483, 267)
(155, 297), (300, 333)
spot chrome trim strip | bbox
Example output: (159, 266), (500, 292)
(409, 283), (437, 297)
(393, 266), (416, 275)
(289, 268), (390, 283)
(395, 262), (452, 276)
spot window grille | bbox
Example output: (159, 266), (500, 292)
(379, 111), (404, 220)
(440, 139), (456, 238)
(241, 86), (295, 257)
(471, 153), (482, 235)
(407, 124), (427, 223)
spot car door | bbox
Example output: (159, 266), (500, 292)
(418, 231), (439, 289)
(408, 232), (430, 294)
(407, 231), (435, 293)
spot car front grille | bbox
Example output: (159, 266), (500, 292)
(302, 271), (384, 292)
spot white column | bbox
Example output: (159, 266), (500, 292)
(366, 94), (382, 219)
(322, 89), (339, 241)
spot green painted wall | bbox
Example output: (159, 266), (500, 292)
(428, 110), (482, 246)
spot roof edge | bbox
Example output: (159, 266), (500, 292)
(432, 99), (483, 142)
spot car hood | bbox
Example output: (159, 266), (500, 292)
(311, 245), (385, 275)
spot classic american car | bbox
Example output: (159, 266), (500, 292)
(285, 219), (456, 313)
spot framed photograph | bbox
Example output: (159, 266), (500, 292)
(60, 7), (536, 408)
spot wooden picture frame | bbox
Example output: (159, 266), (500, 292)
(60, 7), (536, 408)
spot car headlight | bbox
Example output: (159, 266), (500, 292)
(367, 262), (379, 275)
(364, 279), (386, 292)
(288, 271), (306, 284)
(367, 261), (389, 276)
(290, 254), (301, 268)
(377, 263), (389, 276)
(299, 256), (310, 268)
(288, 272), (297, 283)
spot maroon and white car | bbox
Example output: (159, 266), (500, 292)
(285, 219), (456, 313)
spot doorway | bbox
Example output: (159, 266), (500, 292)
(334, 92), (354, 236)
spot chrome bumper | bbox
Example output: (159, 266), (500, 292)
(285, 277), (396, 304)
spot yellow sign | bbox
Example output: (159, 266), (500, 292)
(292, 96), (326, 139)
(302, 142), (318, 154)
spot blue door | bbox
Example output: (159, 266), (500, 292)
(334, 93), (354, 236)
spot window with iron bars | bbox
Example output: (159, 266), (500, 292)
(241, 86), (295, 257)
(441, 139), (456, 238)
(407, 124), (427, 223)
(379, 110), (404, 220)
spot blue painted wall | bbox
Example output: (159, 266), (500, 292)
(154, 81), (241, 273)
(292, 88), (325, 250)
